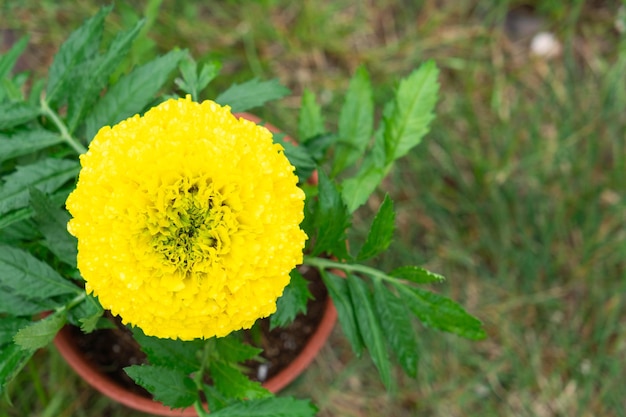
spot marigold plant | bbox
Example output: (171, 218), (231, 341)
(0, 7), (485, 417)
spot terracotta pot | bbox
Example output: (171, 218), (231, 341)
(54, 113), (336, 416)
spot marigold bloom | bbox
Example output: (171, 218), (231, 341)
(66, 97), (306, 340)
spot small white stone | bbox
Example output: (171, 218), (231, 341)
(530, 32), (562, 58)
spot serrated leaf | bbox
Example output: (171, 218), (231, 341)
(0, 343), (35, 396)
(397, 285), (486, 340)
(66, 19), (145, 132)
(176, 57), (221, 101)
(125, 364), (197, 409)
(389, 266), (445, 284)
(0, 316), (31, 345)
(297, 89), (324, 143)
(270, 269), (313, 329)
(0, 158), (80, 216)
(0, 189), (68, 231)
(357, 194), (395, 260)
(346, 274), (393, 390)
(30, 188), (77, 267)
(131, 328), (203, 374)
(312, 171), (350, 259)
(332, 66), (374, 176)
(0, 36), (29, 80)
(84, 49), (185, 140)
(209, 361), (271, 400)
(0, 289), (61, 316)
(13, 311), (66, 351)
(320, 271), (363, 357)
(0, 102), (41, 130)
(341, 126), (388, 213)
(215, 78), (290, 113)
(0, 130), (64, 164)
(66, 294), (103, 333)
(0, 245), (79, 299)
(214, 336), (263, 364)
(383, 60), (439, 163)
(272, 134), (316, 183)
(372, 280), (419, 377)
(46, 6), (111, 104)
(208, 396), (317, 417)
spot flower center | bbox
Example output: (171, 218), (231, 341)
(144, 177), (237, 274)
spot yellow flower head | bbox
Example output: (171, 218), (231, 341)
(66, 97), (306, 340)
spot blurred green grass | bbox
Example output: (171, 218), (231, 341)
(1, 0), (625, 416)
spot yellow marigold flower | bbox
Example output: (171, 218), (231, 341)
(66, 97), (306, 340)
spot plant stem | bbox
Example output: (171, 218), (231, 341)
(303, 256), (392, 283)
(39, 97), (87, 155)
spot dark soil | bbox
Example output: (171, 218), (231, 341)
(67, 266), (328, 399)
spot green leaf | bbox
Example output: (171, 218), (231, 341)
(0, 343), (35, 396)
(84, 49), (186, 140)
(0, 102), (41, 130)
(372, 280), (419, 377)
(208, 397), (317, 417)
(312, 171), (350, 259)
(215, 78), (290, 113)
(0, 290), (60, 316)
(66, 19), (145, 132)
(0, 158), (80, 216)
(0, 130), (64, 164)
(214, 336), (263, 364)
(297, 89), (325, 143)
(176, 57), (221, 100)
(357, 194), (395, 260)
(66, 294), (103, 333)
(0, 245), (79, 299)
(332, 66), (374, 176)
(270, 269), (313, 329)
(389, 266), (445, 284)
(13, 311), (67, 351)
(383, 60), (439, 163)
(30, 188), (77, 267)
(0, 316), (31, 345)
(272, 134), (316, 183)
(125, 364), (197, 409)
(0, 36), (29, 80)
(397, 285), (486, 340)
(0, 189), (68, 231)
(320, 271), (363, 357)
(346, 274), (393, 390)
(46, 6), (111, 104)
(132, 328), (203, 374)
(209, 361), (271, 400)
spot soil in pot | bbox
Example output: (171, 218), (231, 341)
(66, 265), (329, 400)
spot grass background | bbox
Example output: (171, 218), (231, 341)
(1, 0), (625, 416)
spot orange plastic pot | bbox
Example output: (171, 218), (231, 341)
(54, 113), (336, 416)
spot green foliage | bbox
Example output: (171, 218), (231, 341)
(272, 133), (316, 183)
(206, 397), (318, 417)
(297, 89), (325, 142)
(311, 170), (351, 259)
(131, 328), (204, 374)
(215, 78), (290, 113)
(0, 130), (64, 164)
(332, 65), (374, 177)
(124, 365), (197, 409)
(0, 245), (79, 302)
(270, 269), (314, 329)
(176, 56), (221, 101)
(84, 49), (186, 140)
(13, 311), (67, 351)
(356, 194), (395, 260)
(30, 188), (78, 267)
(209, 361), (271, 400)
(346, 274), (392, 390)
(341, 60), (439, 212)
(0, 102), (40, 129)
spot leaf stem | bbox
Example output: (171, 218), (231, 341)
(303, 256), (392, 283)
(40, 97), (87, 155)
